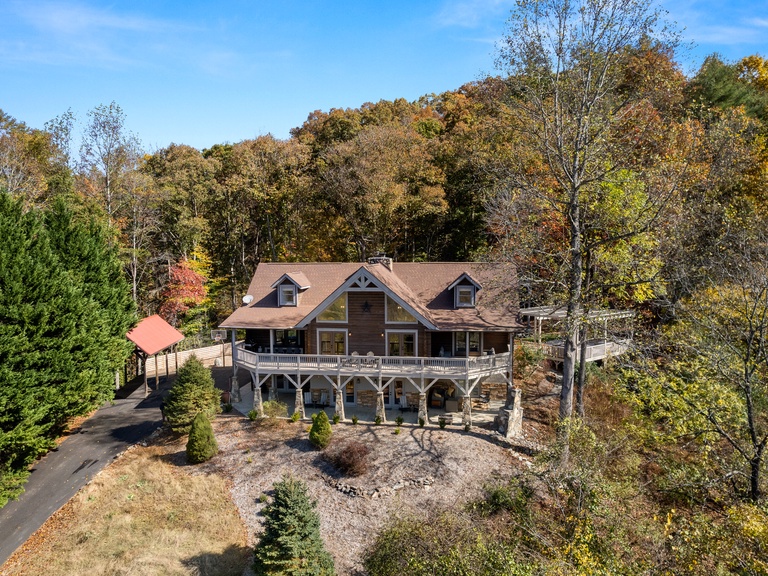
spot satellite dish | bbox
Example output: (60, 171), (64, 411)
(242, 294), (254, 305)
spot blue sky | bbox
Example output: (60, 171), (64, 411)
(1, 0), (766, 151)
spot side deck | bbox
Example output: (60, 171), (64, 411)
(523, 339), (631, 363)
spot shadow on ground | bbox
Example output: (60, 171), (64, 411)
(183, 543), (252, 576)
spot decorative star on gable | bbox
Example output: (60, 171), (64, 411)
(361, 301), (372, 313)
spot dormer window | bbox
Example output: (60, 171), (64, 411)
(456, 286), (475, 308)
(271, 272), (310, 307)
(448, 272), (481, 309)
(280, 285), (297, 306)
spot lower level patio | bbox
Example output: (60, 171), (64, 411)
(230, 380), (506, 427)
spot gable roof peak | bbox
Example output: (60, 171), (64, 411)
(447, 272), (482, 291)
(270, 271), (311, 290)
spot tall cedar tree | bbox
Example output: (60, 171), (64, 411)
(0, 193), (135, 507)
(254, 475), (335, 576)
(163, 355), (221, 433)
(44, 197), (136, 398)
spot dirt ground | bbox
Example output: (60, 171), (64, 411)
(190, 405), (551, 576)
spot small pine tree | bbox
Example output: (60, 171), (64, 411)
(186, 412), (218, 463)
(309, 411), (332, 449)
(254, 475), (335, 576)
(164, 355), (221, 433)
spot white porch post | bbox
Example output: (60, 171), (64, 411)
(506, 335), (516, 409)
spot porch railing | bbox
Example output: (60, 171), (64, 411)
(522, 339), (631, 362)
(235, 345), (511, 379)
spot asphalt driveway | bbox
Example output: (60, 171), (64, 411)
(0, 377), (170, 567)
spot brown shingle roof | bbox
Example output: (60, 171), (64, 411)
(219, 261), (520, 331)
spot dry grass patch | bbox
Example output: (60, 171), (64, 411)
(2, 437), (250, 576)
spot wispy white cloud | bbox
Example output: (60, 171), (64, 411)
(0, 0), (203, 70)
(9, 0), (194, 36)
(435, 0), (514, 29)
(664, 0), (767, 53)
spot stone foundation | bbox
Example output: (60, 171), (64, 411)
(334, 388), (346, 421)
(357, 390), (376, 408)
(252, 387), (264, 417)
(294, 388), (305, 418)
(495, 388), (523, 438)
(480, 380), (508, 401)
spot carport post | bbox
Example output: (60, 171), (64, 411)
(143, 354), (148, 397)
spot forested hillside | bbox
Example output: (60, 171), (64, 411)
(2, 0), (768, 568)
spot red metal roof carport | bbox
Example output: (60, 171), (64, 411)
(126, 315), (185, 395)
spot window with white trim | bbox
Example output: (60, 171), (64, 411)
(387, 331), (416, 356)
(385, 295), (417, 323)
(279, 284), (297, 306)
(455, 331), (481, 355)
(318, 293), (347, 322)
(319, 330), (346, 355)
(455, 286), (475, 308)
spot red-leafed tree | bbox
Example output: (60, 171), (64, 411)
(159, 259), (207, 327)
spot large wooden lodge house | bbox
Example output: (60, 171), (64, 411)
(220, 255), (522, 424)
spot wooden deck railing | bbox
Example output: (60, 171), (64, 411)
(235, 346), (511, 380)
(522, 339), (631, 362)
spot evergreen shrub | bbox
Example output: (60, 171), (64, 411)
(164, 356), (221, 433)
(309, 411), (332, 449)
(186, 412), (218, 463)
(253, 475), (335, 576)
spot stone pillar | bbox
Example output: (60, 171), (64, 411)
(495, 388), (523, 439)
(253, 386), (264, 417)
(375, 392), (386, 422)
(462, 395), (472, 426)
(269, 376), (277, 401)
(230, 376), (242, 403)
(418, 392), (428, 425)
(335, 388), (346, 421)
(295, 388), (305, 419)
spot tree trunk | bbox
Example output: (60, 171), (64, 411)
(560, 194), (583, 423)
(576, 326), (588, 418)
(750, 444), (764, 501)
